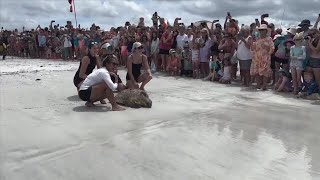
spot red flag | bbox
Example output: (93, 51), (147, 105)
(68, 0), (72, 4)
(70, 5), (73, 12)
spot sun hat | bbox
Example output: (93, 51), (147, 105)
(257, 24), (268, 30)
(286, 27), (297, 35)
(298, 19), (312, 27)
(132, 42), (143, 52)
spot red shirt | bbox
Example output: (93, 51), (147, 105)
(159, 32), (172, 50)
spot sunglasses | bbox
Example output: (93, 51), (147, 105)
(136, 46), (144, 50)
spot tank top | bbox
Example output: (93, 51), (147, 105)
(73, 53), (97, 87)
(126, 56), (143, 81)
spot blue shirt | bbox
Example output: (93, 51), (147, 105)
(38, 35), (46, 46)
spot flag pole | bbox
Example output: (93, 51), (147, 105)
(73, 0), (78, 28)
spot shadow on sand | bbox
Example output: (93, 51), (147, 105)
(73, 105), (111, 112)
(311, 101), (320, 106)
(67, 95), (82, 102)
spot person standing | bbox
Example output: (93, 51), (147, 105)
(237, 26), (253, 86)
(250, 24), (275, 90)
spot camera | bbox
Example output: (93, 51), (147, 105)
(51, 20), (55, 23)
(125, 21), (130, 26)
(262, 14), (269, 18)
(227, 12), (231, 17)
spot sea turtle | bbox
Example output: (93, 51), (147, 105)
(115, 89), (152, 108)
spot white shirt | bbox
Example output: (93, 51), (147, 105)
(199, 38), (212, 62)
(80, 68), (118, 91)
(237, 37), (252, 60)
(111, 34), (120, 48)
(63, 36), (72, 48)
(150, 38), (159, 54)
(176, 34), (188, 49)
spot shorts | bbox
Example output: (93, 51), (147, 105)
(79, 86), (92, 101)
(159, 49), (169, 55)
(290, 59), (304, 70)
(239, 60), (252, 70)
(309, 58), (320, 68)
(275, 57), (289, 64)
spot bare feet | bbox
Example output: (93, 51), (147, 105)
(85, 101), (95, 107)
(112, 105), (126, 111)
(100, 99), (107, 104)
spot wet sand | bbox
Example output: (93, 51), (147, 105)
(1, 58), (320, 180)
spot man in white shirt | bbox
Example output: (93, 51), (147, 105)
(79, 56), (125, 111)
(176, 25), (188, 50)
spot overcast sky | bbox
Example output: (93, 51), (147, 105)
(0, 0), (319, 30)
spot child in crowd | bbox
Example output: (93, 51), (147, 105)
(120, 36), (129, 67)
(289, 32), (306, 95)
(167, 49), (178, 76)
(297, 71), (320, 100)
(205, 57), (222, 82)
(181, 42), (192, 77)
(274, 69), (293, 92)
(219, 59), (232, 84)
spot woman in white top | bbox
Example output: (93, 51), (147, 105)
(79, 56), (125, 111)
(150, 32), (159, 71)
(199, 29), (212, 77)
(236, 26), (253, 86)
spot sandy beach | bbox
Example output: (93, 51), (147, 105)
(1, 58), (320, 180)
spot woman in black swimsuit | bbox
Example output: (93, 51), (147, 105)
(126, 42), (152, 91)
(73, 42), (101, 89)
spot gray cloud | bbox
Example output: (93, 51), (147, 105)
(0, 0), (319, 30)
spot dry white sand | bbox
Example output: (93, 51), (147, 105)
(1, 58), (320, 180)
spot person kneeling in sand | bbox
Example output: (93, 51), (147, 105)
(126, 42), (152, 91)
(78, 56), (125, 111)
(296, 71), (320, 100)
(273, 69), (293, 92)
